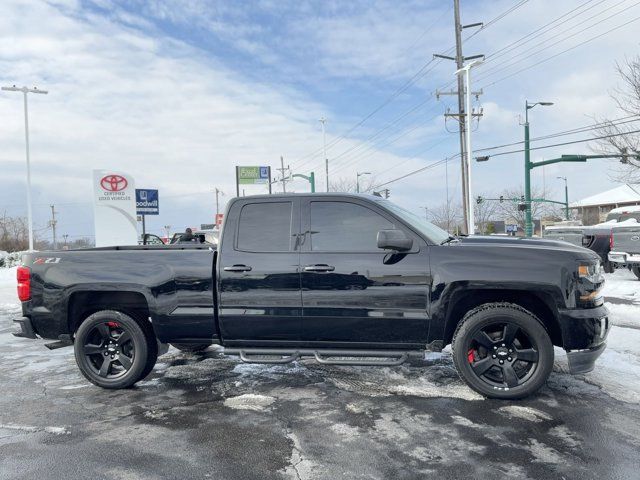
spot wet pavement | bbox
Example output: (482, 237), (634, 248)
(1, 272), (640, 479)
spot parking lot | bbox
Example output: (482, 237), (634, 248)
(1, 268), (640, 480)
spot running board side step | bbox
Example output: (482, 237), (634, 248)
(222, 348), (422, 367)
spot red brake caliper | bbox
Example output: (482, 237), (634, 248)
(467, 349), (476, 364)
(106, 322), (120, 328)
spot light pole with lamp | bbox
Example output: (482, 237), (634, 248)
(455, 58), (484, 235)
(524, 100), (554, 236)
(557, 176), (569, 220)
(356, 172), (371, 193)
(2, 85), (49, 251)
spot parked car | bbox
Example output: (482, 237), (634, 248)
(13, 193), (608, 399)
(142, 229), (219, 246)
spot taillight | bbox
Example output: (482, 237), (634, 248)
(609, 230), (614, 250)
(17, 266), (31, 302)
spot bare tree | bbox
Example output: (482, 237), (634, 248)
(593, 57), (640, 182)
(0, 212), (30, 252)
(425, 199), (463, 233)
(329, 176), (377, 193)
(475, 193), (500, 234)
(495, 188), (562, 229)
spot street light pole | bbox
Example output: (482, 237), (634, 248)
(557, 176), (569, 220)
(455, 59), (483, 235)
(524, 100), (554, 236)
(2, 85), (48, 251)
(319, 118), (328, 192)
(356, 172), (371, 193)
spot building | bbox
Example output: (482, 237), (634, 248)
(570, 184), (640, 225)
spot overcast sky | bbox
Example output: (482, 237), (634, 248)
(1, 0), (639, 240)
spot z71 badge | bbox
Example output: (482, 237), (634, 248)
(33, 257), (62, 264)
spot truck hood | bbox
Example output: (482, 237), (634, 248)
(455, 235), (596, 257)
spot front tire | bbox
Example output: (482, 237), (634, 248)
(74, 310), (156, 389)
(452, 303), (554, 399)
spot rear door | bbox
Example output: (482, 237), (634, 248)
(299, 198), (430, 347)
(217, 198), (302, 344)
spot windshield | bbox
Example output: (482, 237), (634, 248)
(374, 198), (451, 244)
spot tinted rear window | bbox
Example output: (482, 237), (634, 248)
(237, 202), (292, 252)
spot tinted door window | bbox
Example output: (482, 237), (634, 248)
(310, 201), (393, 252)
(237, 202), (292, 252)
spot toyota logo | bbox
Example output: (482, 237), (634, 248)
(100, 175), (128, 192)
(631, 235), (640, 241)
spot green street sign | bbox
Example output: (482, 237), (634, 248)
(238, 166), (269, 184)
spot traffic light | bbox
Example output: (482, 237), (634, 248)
(521, 195), (525, 202)
(476, 196), (483, 205)
(499, 195), (504, 203)
(383, 188), (390, 199)
(518, 203), (527, 211)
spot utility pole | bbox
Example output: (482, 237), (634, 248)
(2, 85), (48, 251)
(319, 118), (328, 192)
(456, 59), (483, 234)
(557, 176), (569, 220)
(277, 156), (290, 193)
(49, 205), (58, 250)
(434, 0), (483, 235)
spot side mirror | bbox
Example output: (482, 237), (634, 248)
(377, 229), (413, 252)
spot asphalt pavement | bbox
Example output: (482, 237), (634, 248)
(1, 278), (640, 479)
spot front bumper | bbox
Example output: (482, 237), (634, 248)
(608, 251), (640, 265)
(558, 304), (609, 374)
(567, 343), (607, 374)
(13, 316), (37, 339)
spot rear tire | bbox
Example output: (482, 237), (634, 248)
(74, 310), (157, 389)
(632, 266), (640, 280)
(170, 343), (210, 353)
(452, 303), (554, 400)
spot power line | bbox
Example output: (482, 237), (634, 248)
(482, 0), (604, 62)
(479, 12), (640, 89)
(475, 0), (639, 84)
(371, 126), (640, 189)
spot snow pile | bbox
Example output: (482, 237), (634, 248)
(0, 251), (24, 269)
(223, 393), (275, 411)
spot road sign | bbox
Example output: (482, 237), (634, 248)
(237, 166), (269, 184)
(136, 189), (159, 215)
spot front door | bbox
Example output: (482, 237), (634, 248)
(218, 198), (302, 345)
(300, 198), (430, 347)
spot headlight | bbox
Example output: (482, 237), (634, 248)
(578, 261), (600, 278)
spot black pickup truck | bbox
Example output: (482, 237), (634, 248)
(13, 194), (609, 399)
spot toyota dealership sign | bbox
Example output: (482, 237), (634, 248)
(93, 170), (138, 247)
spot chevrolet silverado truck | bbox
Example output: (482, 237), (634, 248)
(13, 194), (609, 399)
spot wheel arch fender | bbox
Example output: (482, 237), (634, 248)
(440, 287), (563, 347)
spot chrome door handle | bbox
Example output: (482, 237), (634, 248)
(303, 264), (335, 272)
(224, 264), (252, 272)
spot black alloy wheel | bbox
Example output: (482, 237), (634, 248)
(74, 310), (156, 389)
(465, 322), (539, 389)
(452, 303), (554, 399)
(82, 322), (135, 379)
